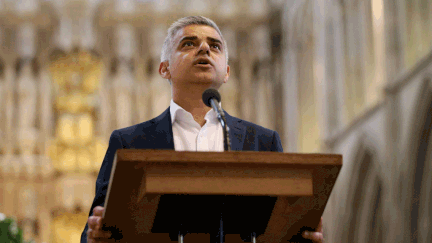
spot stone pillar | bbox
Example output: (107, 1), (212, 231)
(134, 37), (150, 123)
(113, 23), (135, 129)
(404, 0), (422, 66)
(292, 0), (320, 153)
(149, 25), (170, 118)
(98, 60), (112, 141)
(238, 32), (254, 122)
(219, 26), (240, 117)
(396, 0), (407, 69)
(332, 1), (348, 129)
(17, 62), (37, 130)
(17, 21), (38, 147)
(80, 0), (98, 50)
(313, 0), (328, 140)
(16, 27), (39, 241)
(413, 0), (426, 58)
(113, 60), (134, 129)
(321, 0), (345, 135)
(3, 65), (15, 154)
(368, 0), (386, 107)
(383, 0), (405, 82)
(252, 25), (273, 130)
(38, 67), (53, 155)
(281, 1), (299, 152)
(343, 0), (366, 121)
(56, 16), (73, 52)
(16, 29), (38, 241)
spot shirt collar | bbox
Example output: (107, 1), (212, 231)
(170, 99), (221, 125)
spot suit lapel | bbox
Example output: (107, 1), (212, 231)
(150, 107), (175, 150)
(224, 111), (246, 151)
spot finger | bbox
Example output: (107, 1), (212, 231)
(88, 228), (112, 239)
(93, 206), (105, 217)
(317, 217), (323, 233)
(93, 231), (112, 239)
(302, 231), (323, 243)
(87, 229), (95, 242)
(88, 216), (102, 230)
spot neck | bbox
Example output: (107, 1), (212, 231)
(172, 85), (213, 127)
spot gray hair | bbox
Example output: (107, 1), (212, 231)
(160, 16), (229, 64)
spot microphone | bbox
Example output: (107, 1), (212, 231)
(202, 88), (231, 151)
(202, 88), (221, 107)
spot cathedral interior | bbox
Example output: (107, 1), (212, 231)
(0, 0), (431, 242)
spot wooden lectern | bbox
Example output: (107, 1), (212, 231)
(102, 149), (342, 243)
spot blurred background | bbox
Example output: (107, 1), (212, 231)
(0, 0), (431, 242)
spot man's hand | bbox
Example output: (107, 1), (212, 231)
(302, 217), (324, 243)
(87, 206), (113, 243)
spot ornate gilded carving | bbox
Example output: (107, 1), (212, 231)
(48, 50), (105, 173)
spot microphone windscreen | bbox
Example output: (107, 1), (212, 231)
(202, 88), (221, 107)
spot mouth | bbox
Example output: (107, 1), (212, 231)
(194, 58), (212, 67)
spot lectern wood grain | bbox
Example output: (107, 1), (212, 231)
(102, 149), (342, 243)
(145, 166), (313, 196)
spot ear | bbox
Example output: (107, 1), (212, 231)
(223, 64), (230, 83)
(159, 61), (171, 80)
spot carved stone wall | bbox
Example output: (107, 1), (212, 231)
(0, 0), (284, 242)
(280, 0), (432, 242)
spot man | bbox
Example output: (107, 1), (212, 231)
(81, 16), (324, 243)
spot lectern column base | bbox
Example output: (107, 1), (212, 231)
(240, 232), (257, 243)
(210, 216), (225, 243)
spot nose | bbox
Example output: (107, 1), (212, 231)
(197, 41), (210, 55)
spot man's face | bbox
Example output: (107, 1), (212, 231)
(159, 24), (230, 89)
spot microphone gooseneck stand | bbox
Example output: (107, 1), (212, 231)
(208, 93), (230, 243)
(176, 89), (256, 243)
(209, 97), (231, 152)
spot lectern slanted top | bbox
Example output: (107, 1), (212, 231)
(102, 149), (342, 243)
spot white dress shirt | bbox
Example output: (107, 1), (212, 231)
(170, 99), (224, 152)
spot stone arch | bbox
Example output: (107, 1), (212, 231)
(340, 134), (382, 243)
(403, 76), (432, 243)
(354, 160), (384, 243)
(418, 118), (432, 243)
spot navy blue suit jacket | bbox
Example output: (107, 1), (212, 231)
(81, 107), (283, 242)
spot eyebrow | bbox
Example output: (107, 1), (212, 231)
(179, 36), (223, 47)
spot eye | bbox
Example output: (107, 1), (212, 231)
(211, 44), (221, 50)
(182, 41), (194, 47)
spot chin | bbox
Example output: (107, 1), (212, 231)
(190, 75), (216, 84)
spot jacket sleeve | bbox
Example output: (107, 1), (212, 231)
(271, 131), (284, 152)
(81, 130), (123, 243)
